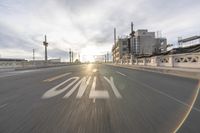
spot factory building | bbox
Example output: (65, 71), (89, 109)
(112, 23), (167, 63)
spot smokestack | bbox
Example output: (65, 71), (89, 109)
(114, 28), (116, 45)
(130, 22), (135, 37)
(131, 22), (133, 33)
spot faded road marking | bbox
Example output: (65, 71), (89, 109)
(116, 71), (127, 77)
(92, 69), (98, 73)
(0, 104), (7, 109)
(104, 76), (122, 98)
(43, 73), (71, 82)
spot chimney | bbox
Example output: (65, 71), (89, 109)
(130, 22), (135, 37)
(131, 22), (133, 33)
(114, 28), (116, 45)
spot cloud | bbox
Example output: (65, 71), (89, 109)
(0, 0), (200, 61)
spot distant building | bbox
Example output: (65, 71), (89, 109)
(178, 36), (200, 47)
(130, 29), (167, 56)
(0, 58), (27, 68)
(112, 37), (131, 63)
(0, 58), (26, 62)
(48, 58), (61, 63)
(112, 29), (167, 63)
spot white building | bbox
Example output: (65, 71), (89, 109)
(178, 36), (200, 47)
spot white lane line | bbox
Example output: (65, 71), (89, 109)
(93, 98), (96, 103)
(128, 77), (200, 112)
(91, 77), (96, 91)
(0, 104), (7, 109)
(43, 73), (71, 82)
(173, 87), (200, 133)
(116, 71), (127, 77)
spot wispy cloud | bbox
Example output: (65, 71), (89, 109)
(0, 0), (200, 61)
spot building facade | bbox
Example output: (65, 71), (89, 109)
(112, 29), (167, 63)
(130, 29), (167, 56)
(112, 37), (131, 63)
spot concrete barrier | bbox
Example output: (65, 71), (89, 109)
(132, 53), (200, 69)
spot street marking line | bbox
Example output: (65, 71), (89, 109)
(0, 103), (7, 109)
(89, 76), (109, 99)
(125, 75), (200, 132)
(131, 78), (200, 112)
(93, 99), (96, 103)
(42, 77), (79, 99)
(43, 73), (71, 82)
(104, 76), (122, 98)
(173, 81), (200, 133)
(116, 71), (127, 77)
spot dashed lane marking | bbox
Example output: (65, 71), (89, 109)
(116, 71), (127, 77)
(43, 73), (71, 82)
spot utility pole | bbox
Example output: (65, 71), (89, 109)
(43, 35), (48, 62)
(72, 51), (74, 63)
(107, 52), (109, 62)
(69, 49), (71, 63)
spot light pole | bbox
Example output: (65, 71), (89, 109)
(43, 35), (48, 62)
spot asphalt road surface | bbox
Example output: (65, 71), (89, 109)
(0, 64), (200, 133)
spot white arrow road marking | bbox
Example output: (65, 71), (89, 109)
(63, 76), (91, 98)
(89, 76), (109, 99)
(104, 76), (122, 99)
(42, 77), (79, 99)
(43, 73), (71, 82)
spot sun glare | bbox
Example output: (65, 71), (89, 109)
(84, 55), (95, 62)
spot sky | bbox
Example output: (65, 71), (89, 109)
(0, 0), (200, 61)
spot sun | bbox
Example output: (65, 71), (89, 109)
(83, 55), (95, 62)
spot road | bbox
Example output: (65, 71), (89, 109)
(0, 64), (200, 133)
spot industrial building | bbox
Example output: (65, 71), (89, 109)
(112, 23), (167, 64)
